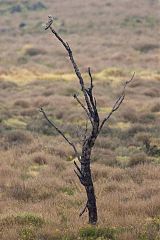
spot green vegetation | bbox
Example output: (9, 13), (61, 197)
(122, 15), (159, 28)
(0, 1), (47, 15)
(79, 226), (117, 240)
(0, 213), (45, 228)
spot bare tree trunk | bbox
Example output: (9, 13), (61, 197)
(79, 118), (99, 224)
(40, 16), (134, 225)
(82, 160), (97, 224)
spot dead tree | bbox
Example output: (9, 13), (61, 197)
(40, 16), (134, 225)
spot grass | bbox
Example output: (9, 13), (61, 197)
(79, 226), (117, 240)
(0, 0), (160, 239)
(4, 118), (27, 129)
(0, 0), (159, 72)
(0, 66), (160, 239)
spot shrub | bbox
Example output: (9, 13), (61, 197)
(138, 217), (160, 240)
(0, 213), (44, 228)
(151, 103), (160, 112)
(122, 108), (138, 123)
(21, 108), (37, 117)
(144, 88), (160, 98)
(134, 133), (150, 144)
(9, 183), (34, 201)
(10, 4), (22, 13)
(27, 118), (58, 136)
(0, 80), (17, 89)
(14, 100), (30, 108)
(15, 213), (44, 227)
(79, 226), (116, 240)
(33, 97), (50, 108)
(128, 153), (152, 167)
(23, 46), (47, 57)
(59, 187), (75, 196)
(139, 113), (155, 124)
(126, 124), (146, 138)
(19, 227), (35, 240)
(5, 130), (32, 145)
(95, 136), (114, 149)
(134, 43), (159, 53)
(4, 118), (27, 129)
(31, 153), (48, 165)
(92, 148), (118, 167)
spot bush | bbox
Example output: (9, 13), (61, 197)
(139, 113), (155, 124)
(126, 124), (146, 138)
(0, 213), (44, 228)
(31, 153), (48, 165)
(134, 43), (159, 53)
(134, 133), (150, 144)
(128, 153), (152, 167)
(15, 213), (44, 227)
(5, 130), (32, 145)
(151, 103), (160, 112)
(24, 46), (47, 57)
(59, 187), (75, 196)
(122, 108), (138, 123)
(79, 226), (116, 240)
(27, 118), (58, 136)
(19, 227), (35, 240)
(138, 217), (160, 240)
(9, 183), (34, 201)
(144, 88), (160, 98)
(92, 148), (118, 167)
(14, 100), (30, 108)
(0, 80), (17, 89)
(27, 2), (47, 11)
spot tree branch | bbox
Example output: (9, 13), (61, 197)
(39, 107), (80, 161)
(44, 15), (57, 30)
(99, 72), (135, 132)
(74, 170), (87, 186)
(88, 67), (93, 90)
(46, 23), (93, 118)
(73, 94), (93, 125)
(79, 201), (88, 217)
(86, 67), (99, 119)
(74, 160), (83, 176)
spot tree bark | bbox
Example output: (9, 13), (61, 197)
(41, 16), (134, 225)
(82, 161), (97, 224)
(80, 121), (99, 224)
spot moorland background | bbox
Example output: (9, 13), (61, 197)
(0, 0), (160, 239)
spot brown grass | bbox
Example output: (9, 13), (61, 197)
(0, 0), (159, 73)
(0, 1), (160, 239)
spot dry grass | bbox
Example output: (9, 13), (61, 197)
(0, 0), (159, 73)
(0, 69), (160, 239)
(0, 0), (160, 239)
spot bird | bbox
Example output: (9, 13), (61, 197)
(44, 15), (57, 30)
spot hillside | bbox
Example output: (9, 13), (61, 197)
(0, 1), (160, 240)
(0, 0), (159, 72)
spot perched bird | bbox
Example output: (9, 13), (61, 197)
(44, 15), (57, 30)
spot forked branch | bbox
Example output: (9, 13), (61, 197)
(47, 25), (96, 122)
(73, 94), (93, 125)
(99, 72), (135, 132)
(79, 201), (88, 217)
(42, 16), (135, 224)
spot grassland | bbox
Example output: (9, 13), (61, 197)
(0, 0), (160, 240)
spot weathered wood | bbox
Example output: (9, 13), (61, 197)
(41, 16), (134, 224)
